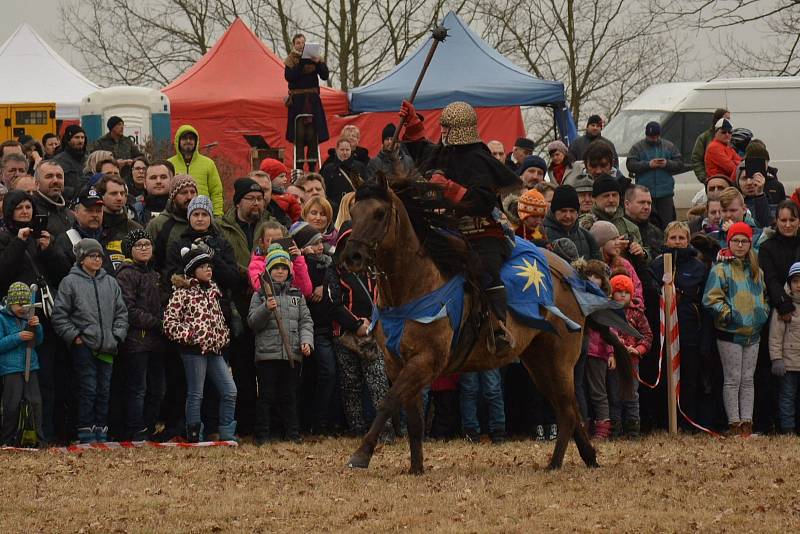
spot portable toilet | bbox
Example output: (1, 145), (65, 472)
(80, 86), (170, 147)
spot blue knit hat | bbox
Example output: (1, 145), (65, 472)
(788, 262), (800, 283)
(265, 244), (291, 273)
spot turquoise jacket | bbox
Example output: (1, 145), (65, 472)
(703, 251), (769, 346)
(0, 306), (43, 376)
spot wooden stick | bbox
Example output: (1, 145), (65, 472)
(663, 253), (678, 434)
(259, 274), (295, 369)
(389, 26), (449, 153)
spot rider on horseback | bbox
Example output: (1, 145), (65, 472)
(399, 100), (522, 354)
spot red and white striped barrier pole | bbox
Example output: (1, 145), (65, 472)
(1, 440), (238, 453)
(639, 253), (719, 437)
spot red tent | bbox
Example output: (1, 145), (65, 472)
(162, 18), (349, 179)
(164, 19), (525, 182)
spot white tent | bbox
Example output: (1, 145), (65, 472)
(0, 23), (99, 119)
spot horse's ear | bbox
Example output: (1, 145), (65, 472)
(375, 171), (390, 192)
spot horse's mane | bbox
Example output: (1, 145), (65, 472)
(355, 173), (475, 279)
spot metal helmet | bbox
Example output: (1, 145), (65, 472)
(730, 127), (753, 153)
(440, 101), (481, 145)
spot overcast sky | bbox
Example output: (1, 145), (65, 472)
(1, 0), (771, 87)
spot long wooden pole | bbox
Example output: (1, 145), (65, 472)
(662, 253), (678, 434)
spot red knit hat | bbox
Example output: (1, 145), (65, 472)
(609, 274), (634, 296)
(517, 189), (548, 221)
(726, 221), (753, 243)
(259, 158), (289, 180)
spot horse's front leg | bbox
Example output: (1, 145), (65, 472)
(404, 393), (425, 475)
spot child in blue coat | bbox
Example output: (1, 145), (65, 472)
(0, 282), (44, 445)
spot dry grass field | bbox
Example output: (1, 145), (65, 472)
(2, 433), (800, 533)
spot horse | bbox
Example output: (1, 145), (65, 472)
(339, 173), (632, 474)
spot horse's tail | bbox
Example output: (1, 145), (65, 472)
(585, 316), (634, 400)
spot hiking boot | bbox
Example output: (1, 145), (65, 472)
(77, 427), (95, 444)
(547, 424), (558, 441)
(610, 419), (623, 439)
(622, 419), (641, 439)
(534, 424), (546, 441)
(487, 286), (514, 356)
(464, 428), (481, 443)
(218, 421), (238, 442)
(94, 426), (108, 443)
(489, 430), (507, 444)
(186, 423), (203, 443)
(131, 428), (150, 442)
(592, 420), (611, 440)
(739, 421), (753, 438)
(727, 422), (741, 437)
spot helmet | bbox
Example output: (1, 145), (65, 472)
(439, 101), (481, 145)
(730, 127), (753, 153)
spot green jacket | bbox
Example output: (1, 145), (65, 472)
(145, 203), (190, 281)
(691, 129), (713, 183)
(579, 206), (643, 245)
(703, 253), (769, 345)
(168, 125), (224, 216)
(217, 206), (276, 270)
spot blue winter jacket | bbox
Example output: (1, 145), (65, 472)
(626, 138), (683, 199)
(0, 306), (43, 376)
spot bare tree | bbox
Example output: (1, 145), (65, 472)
(473, 0), (684, 139)
(57, 0), (472, 90)
(655, 0), (800, 76)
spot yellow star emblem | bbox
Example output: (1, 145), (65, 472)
(513, 258), (546, 296)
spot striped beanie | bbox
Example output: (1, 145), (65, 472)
(265, 244), (291, 273)
(169, 174), (197, 202)
(788, 262), (800, 283)
(517, 189), (548, 221)
(5, 282), (32, 307)
(181, 244), (213, 276)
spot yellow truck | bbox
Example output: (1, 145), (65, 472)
(0, 103), (57, 143)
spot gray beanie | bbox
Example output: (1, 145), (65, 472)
(589, 220), (620, 248)
(187, 195), (214, 220)
(73, 238), (104, 263)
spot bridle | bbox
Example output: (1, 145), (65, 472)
(346, 200), (398, 279)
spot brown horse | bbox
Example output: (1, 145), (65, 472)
(339, 174), (630, 474)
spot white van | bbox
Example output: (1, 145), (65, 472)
(603, 78), (800, 210)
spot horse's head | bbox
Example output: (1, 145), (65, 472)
(340, 173), (398, 273)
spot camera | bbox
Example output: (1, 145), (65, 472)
(30, 214), (48, 239)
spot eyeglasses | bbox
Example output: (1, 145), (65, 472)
(133, 166), (147, 172)
(133, 242), (152, 250)
(86, 253), (104, 260)
(729, 238), (751, 246)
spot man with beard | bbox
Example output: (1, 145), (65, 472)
(51, 125), (88, 201)
(249, 167), (292, 227)
(95, 174), (142, 270)
(145, 174), (198, 281)
(400, 99), (520, 356)
(167, 125), (223, 216)
(134, 161), (173, 226)
(321, 138), (367, 219)
(579, 175), (647, 264)
(218, 177), (273, 436)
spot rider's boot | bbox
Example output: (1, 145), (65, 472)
(486, 286), (514, 356)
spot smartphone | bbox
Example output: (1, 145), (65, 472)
(30, 214), (48, 239)
(745, 158), (767, 178)
(273, 237), (295, 251)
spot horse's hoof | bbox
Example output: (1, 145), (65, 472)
(408, 465), (424, 476)
(347, 453), (371, 469)
(546, 462), (563, 471)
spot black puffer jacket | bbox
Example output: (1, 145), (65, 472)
(115, 261), (168, 354)
(305, 254), (335, 334)
(758, 229), (800, 316)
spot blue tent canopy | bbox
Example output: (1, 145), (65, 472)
(349, 12), (567, 113)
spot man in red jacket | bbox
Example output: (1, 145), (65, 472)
(704, 118), (741, 182)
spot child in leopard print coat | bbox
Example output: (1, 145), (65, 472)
(163, 245), (237, 442)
